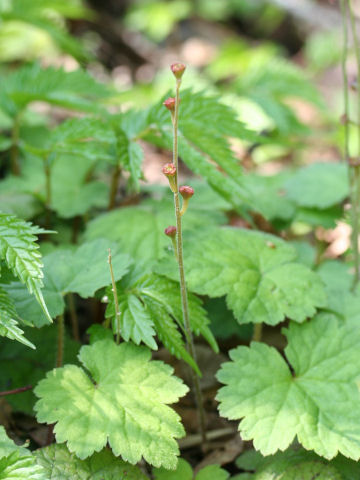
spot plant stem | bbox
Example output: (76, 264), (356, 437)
(67, 293), (80, 341)
(172, 79), (207, 448)
(341, 0), (350, 164)
(348, 0), (360, 288)
(10, 115), (20, 176)
(56, 314), (64, 368)
(108, 164), (121, 210)
(108, 249), (121, 344)
(44, 155), (52, 230)
(0, 385), (32, 397)
(252, 323), (263, 342)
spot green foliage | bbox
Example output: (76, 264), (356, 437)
(0, 213), (51, 330)
(0, 427), (45, 480)
(146, 89), (256, 212)
(105, 271), (217, 372)
(0, 0), (92, 62)
(158, 227), (326, 325)
(217, 315), (360, 460)
(35, 444), (148, 479)
(153, 458), (229, 479)
(0, 325), (79, 414)
(34, 339), (188, 467)
(0, 63), (109, 118)
(5, 239), (131, 326)
(0, 287), (34, 348)
(85, 198), (227, 265)
(284, 163), (349, 209)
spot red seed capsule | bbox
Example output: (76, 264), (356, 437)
(163, 97), (176, 111)
(179, 185), (194, 199)
(170, 63), (186, 79)
(164, 226), (177, 237)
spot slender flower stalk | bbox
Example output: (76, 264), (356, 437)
(163, 63), (207, 447)
(108, 248), (121, 344)
(56, 314), (64, 368)
(347, 0), (360, 289)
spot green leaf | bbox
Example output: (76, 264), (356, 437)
(85, 198), (227, 265)
(105, 272), (217, 372)
(0, 286), (34, 348)
(0, 452), (46, 480)
(5, 239), (131, 326)
(0, 427), (27, 459)
(284, 163), (349, 209)
(146, 90), (255, 212)
(0, 63), (109, 117)
(157, 227), (326, 326)
(0, 213), (51, 323)
(0, 325), (79, 414)
(34, 444), (148, 479)
(153, 458), (229, 480)
(217, 314), (360, 460)
(34, 339), (189, 467)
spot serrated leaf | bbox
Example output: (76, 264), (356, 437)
(0, 452), (46, 480)
(34, 340), (189, 467)
(146, 90), (255, 212)
(34, 444), (148, 479)
(105, 272), (217, 372)
(284, 163), (348, 209)
(157, 227), (326, 326)
(0, 286), (34, 348)
(0, 213), (51, 323)
(0, 63), (109, 117)
(217, 314), (360, 460)
(5, 239), (131, 326)
(85, 198), (227, 265)
(0, 325), (79, 414)
(153, 458), (229, 480)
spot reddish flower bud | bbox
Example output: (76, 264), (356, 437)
(162, 163), (176, 177)
(163, 97), (176, 111)
(171, 63), (186, 79)
(179, 185), (194, 199)
(164, 225), (177, 237)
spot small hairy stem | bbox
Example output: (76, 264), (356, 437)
(341, 0), (350, 164)
(67, 293), (80, 341)
(348, 0), (360, 288)
(108, 164), (121, 210)
(252, 323), (263, 342)
(56, 314), (65, 368)
(0, 385), (32, 397)
(108, 249), (121, 344)
(10, 115), (20, 176)
(172, 79), (207, 448)
(44, 156), (52, 230)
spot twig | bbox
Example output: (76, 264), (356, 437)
(179, 427), (236, 449)
(252, 323), (263, 342)
(67, 293), (80, 342)
(108, 164), (121, 210)
(0, 385), (32, 397)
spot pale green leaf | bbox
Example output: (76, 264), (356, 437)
(0, 427), (27, 459)
(157, 227), (326, 325)
(284, 163), (348, 209)
(0, 213), (51, 322)
(0, 452), (46, 480)
(217, 314), (360, 459)
(34, 340), (189, 468)
(34, 444), (148, 479)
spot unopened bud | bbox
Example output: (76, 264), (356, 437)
(171, 63), (186, 79)
(162, 163), (177, 192)
(163, 97), (176, 111)
(179, 185), (194, 199)
(165, 225), (177, 237)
